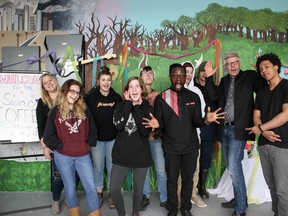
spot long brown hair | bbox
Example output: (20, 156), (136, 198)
(57, 79), (87, 119)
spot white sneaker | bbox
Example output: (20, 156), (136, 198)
(191, 195), (207, 208)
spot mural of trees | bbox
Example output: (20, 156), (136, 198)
(74, 3), (287, 62)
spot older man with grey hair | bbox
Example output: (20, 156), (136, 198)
(204, 52), (267, 216)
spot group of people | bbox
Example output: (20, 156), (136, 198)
(36, 51), (287, 216)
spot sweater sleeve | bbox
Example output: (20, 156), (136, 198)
(86, 108), (97, 147)
(43, 107), (63, 150)
(154, 94), (164, 130)
(205, 76), (220, 102)
(191, 93), (206, 128)
(113, 100), (133, 130)
(36, 99), (46, 140)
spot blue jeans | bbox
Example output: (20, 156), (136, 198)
(51, 153), (80, 201)
(54, 151), (99, 211)
(90, 139), (115, 190)
(143, 139), (167, 202)
(51, 153), (64, 201)
(221, 125), (247, 213)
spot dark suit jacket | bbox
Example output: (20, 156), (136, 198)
(206, 70), (268, 142)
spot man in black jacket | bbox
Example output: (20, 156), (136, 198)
(153, 63), (224, 216)
(204, 52), (268, 216)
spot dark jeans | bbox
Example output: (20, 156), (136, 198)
(199, 123), (217, 170)
(51, 153), (80, 201)
(164, 151), (198, 213)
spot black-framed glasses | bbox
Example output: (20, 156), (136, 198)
(69, 89), (81, 96)
(226, 60), (240, 67)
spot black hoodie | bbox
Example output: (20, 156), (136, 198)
(112, 100), (153, 168)
(85, 86), (122, 141)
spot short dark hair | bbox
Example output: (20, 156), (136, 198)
(169, 63), (186, 75)
(140, 65), (154, 76)
(256, 53), (282, 73)
(182, 61), (194, 69)
(198, 61), (207, 73)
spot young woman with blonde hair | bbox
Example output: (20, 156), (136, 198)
(36, 73), (80, 215)
(43, 79), (101, 216)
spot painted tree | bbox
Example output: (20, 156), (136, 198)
(196, 3), (223, 42)
(75, 12), (112, 58)
(270, 12), (284, 43)
(125, 22), (146, 57)
(219, 6), (233, 34)
(108, 16), (131, 56)
(233, 7), (250, 38)
(277, 11), (288, 44)
(161, 15), (194, 50)
(243, 10), (254, 40)
(143, 36), (151, 52)
(164, 32), (177, 50)
(189, 18), (205, 48)
(146, 31), (157, 54)
(247, 9), (271, 43)
(154, 27), (170, 52)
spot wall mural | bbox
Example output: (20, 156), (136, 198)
(0, 0), (287, 191)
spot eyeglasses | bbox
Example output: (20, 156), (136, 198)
(226, 60), (240, 67)
(170, 74), (186, 79)
(69, 89), (81, 96)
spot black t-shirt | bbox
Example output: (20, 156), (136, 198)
(255, 79), (288, 148)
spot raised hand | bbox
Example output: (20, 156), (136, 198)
(124, 91), (130, 101)
(143, 113), (159, 131)
(204, 61), (218, 78)
(205, 107), (225, 124)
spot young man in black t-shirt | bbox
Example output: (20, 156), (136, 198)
(246, 53), (288, 216)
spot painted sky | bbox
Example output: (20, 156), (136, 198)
(122, 0), (288, 29)
(75, 0), (288, 31)
(1, 0), (287, 32)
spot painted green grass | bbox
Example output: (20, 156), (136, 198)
(112, 34), (288, 94)
(0, 160), (51, 191)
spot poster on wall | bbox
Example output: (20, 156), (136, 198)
(0, 73), (45, 161)
(0, 73), (40, 143)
